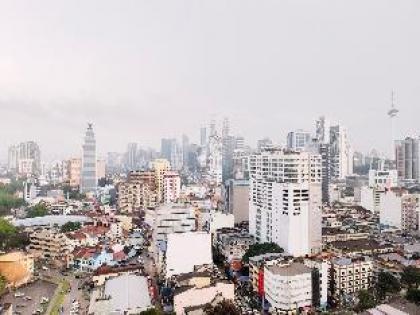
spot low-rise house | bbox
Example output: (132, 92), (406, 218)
(329, 239), (395, 257)
(88, 274), (152, 314)
(73, 247), (115, 272)
(173, 281), (234, 315)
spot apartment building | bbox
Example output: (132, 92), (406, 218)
(151, 203), (196, 243)
(380, 188), (420, 231)
(117, 180), (156, 213)
(28, 228), (74, 263)
(264, 262), (313, 313)
(329, 257), (373, 300)
(163, 171), (181, 203)
(151, 159), (171, 202)
(215, 231), (254, 262)
(67, 158), (82, 188)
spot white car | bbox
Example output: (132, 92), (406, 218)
(14, 292), (24, 298)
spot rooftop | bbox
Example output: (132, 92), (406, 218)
(265, 262), (311, 276)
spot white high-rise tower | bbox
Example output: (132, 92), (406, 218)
(80, 123), (97, 193)
(388, 90), (399, 160)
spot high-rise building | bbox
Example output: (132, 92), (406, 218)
(8, 141), (41, 176)
(161, 138), (183, 171)
(207, 132), (223, 185)
(395, 137), (420, 182)
(151, 159), (171, 202)
(287, 130), (311, 151)
(68, 158), (82, 188)
(125, 143), (138, 171)
(330, 124), (353, 179)
(80, 123), (97, 194)
(257, 138), (273, 152)
(163, 171), (181, 204)
(315, 116), (330, 144)
(249, 149), (322, 255)
(200, 127), (207, 147)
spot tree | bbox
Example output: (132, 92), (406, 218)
(242, 243), (283, 263)
(139, 309), (162, 315)
(27, 203), (49, 218)
(60, 221), (81, 233)
(356, 290), (376, 312)
(0, 184), (25, 216)
(0, 219), (29, 251)
(204, 299), (240, 315)
(406, 288), (420, 304)
(376, 271), (401, 300)
(0, 274), (7, 293)
(401, 266), (420, 288)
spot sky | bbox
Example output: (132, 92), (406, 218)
(0, 0), (419, 162)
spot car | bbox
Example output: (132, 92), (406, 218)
(23, 296), (32, 301)
(14, 292), (24, 298)
(42, 266), (49, 271)
(40, 296), (49, 303)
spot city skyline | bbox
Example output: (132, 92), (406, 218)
(1, 1), (420, 160)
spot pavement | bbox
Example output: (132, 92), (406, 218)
(0, 280), (56, 315)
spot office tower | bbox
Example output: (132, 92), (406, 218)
(287, 129), (311, 150)
(249, 149), (322, 255)
(319, 143), (331, 203)
(125, 143), (138, 171)
(96, 159), (106, 180)
(395, 137), (420, 182)
(232, 150), (249, 180)
(330, 125), (353, 179)
(161, 138), (183, 171)
(151, 159), (171, 202)
(182, 135), (190, 170)
(80, 123), (97, 194)
(315, 116), (330, 144)
(8, 141), (41, 176)
(200, 127), (207, 147)
(235, 136), (245, 151)
(257, 138), (273, 152)
(68, 158), (82, 187)
(106, 152), (124, 174)
(207, 130), (223, 185)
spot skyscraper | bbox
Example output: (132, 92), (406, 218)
(125, 143), (138, 171)
(287, 129), (311, 150)
(8, 141), (41, 176)
(315, 116), (330, 144)
(330, 125), (353, 179)
(200, 127), (207, 147)
(80, 123), (97, 193)
(395, 137), (420, 182)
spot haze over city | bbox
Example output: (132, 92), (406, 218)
(1, 0), (419, 160)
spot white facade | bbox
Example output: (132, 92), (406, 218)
(380, 190), (402, 229)
(271, 182), (322, 256)
(368, 169), (398, 189)
(304, 259), (329, 308)
(165, 232), (212, 277)
(264, 262), (312, 313)
(208, 210), (234, 233)
(287, 129), (311, 151)
(330, 124), (353, 179)
(360, 186), (385, 213)
(80, 123), (97, 193)
(249, 149), (322, 255)
(153, 204), (196, 242)
(174, 282), (234, 315)
(163, 171), (181, 203)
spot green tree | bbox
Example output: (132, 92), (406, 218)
(60, 221), (81, 233)
(0, 218), (17, 234)
(356, 290), (376, 312)
(406, 288), (420, 304)
(242, 243), (283, 263)
(27, 203), (49, 218)
(0, 274), (7, 293)
(401, 266), (420, 288)
(203, 299), (240, 315)
(376, 271), (401, 300)
(0, 184), (25, 216)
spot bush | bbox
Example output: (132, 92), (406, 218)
(27, 203), (49, 218)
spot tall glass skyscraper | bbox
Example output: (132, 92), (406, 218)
(80, 123), (97, 193)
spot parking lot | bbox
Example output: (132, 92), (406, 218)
(0, 280), (57, 315)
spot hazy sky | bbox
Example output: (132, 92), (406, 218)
(1, 0), (419, 161)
